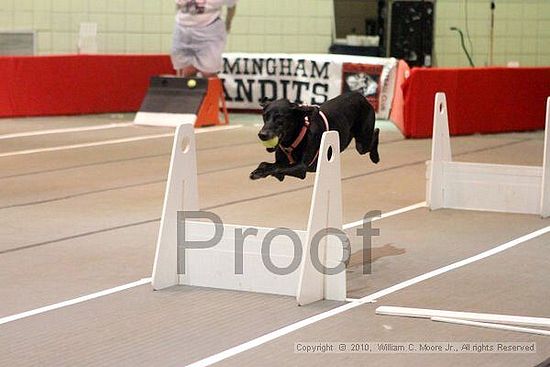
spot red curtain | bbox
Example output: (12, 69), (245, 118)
(0, 55), (173, 117)
(401, 67), (550, 138)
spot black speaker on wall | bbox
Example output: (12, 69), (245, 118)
(377, 0), (388, 57)
(390, 0), (434, 67)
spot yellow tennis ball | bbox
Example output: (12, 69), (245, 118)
(261, 136), (279, 148)
(187, 79), (197, 88)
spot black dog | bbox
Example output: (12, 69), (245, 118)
(250, 91), (380, 181)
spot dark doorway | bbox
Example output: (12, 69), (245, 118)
(331, 0), (434, 66)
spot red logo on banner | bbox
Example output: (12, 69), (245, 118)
(342, 63), (383, 111)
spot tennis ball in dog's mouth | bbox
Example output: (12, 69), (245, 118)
(187, 79), (197, 88)
(261, 136), (279, 148)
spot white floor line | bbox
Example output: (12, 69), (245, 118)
(343, 201), (426, 230)
(363, 225), (550, 301)
(0, 278), (151, 326)
(2, 202), (543, 364)
(195, 124), (242, 134)
(0, 201), (418, 326)
(0, 133), (173, 158)
(0, 122), (133, 140)
(185, 225), (550, 367)
(0, 124), (241, 158)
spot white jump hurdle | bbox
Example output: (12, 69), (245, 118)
(427, 93), (550, 217)
(152, 124), (347, 305)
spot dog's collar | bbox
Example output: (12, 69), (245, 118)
(279, 108), (329, 166)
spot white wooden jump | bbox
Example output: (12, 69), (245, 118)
(151, 124), (347, 306)
(427, 93), (550, 217)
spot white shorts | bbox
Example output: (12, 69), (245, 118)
(171, 18), (227, 74)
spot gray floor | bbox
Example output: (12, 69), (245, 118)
(0, 113), (548, 366)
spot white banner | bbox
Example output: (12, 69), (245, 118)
(220, 53), (398, 119)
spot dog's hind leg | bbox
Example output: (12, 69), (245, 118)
(273, 172), (285, 181)
(368, 128), (380, 164)
(353, 105), (379, 164)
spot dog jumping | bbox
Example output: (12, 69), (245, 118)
(250, 91), (380, 181)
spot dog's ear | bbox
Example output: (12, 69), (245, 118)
(259, 97), (271, 109)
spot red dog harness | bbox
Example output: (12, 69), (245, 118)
(279, 109), (330, 166)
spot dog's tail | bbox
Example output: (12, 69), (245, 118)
(369, 128), (380, 164)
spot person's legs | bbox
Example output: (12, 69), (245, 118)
(192, 19), (227, 77)
(175, 64), (217, 78)
(172, 24), (197, 76)
(178, 66), (217, 78)
(177, 65), (199, 77)
(173, 20), (226, 77)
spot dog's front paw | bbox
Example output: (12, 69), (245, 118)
(250, 169), (267, 180)
(249, 171), (262, 180)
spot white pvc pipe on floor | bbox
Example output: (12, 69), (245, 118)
(431, 317), (550, 336)
(376, 306), (550, 328)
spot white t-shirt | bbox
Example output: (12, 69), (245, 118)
(175, 0), (237, 28)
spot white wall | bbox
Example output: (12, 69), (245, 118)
(0, 0), (334, 55)
(227, 0), (334, 53)
(435, 0), (550, 67)
(0, 0), (548, 67)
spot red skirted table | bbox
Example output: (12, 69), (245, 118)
(400, 67), (550, 138)
(0, 54), (173, 118)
